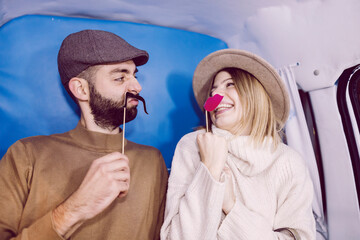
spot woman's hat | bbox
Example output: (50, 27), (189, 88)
(192, 48), (290, 128)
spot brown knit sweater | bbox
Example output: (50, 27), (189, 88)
(0, 122), (168, 240)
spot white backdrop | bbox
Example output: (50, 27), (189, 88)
(1, 0), (360, 92)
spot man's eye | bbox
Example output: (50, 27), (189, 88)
(115, 77), (124, 82)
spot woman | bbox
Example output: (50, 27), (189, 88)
(161, 49), (315, 239)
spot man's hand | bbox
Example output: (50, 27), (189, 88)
(52, 152), (130, 237)
(197, 132), (227, 181)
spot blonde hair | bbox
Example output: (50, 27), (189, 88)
(220, 68), (281, 148)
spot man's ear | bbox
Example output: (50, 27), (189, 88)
(68, 77), (90, 101)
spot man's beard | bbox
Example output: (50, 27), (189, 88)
(89, 83), (137, 131)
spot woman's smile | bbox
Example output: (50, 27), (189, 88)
(214, 103), (234, 117)
(210, 71), (243, 134)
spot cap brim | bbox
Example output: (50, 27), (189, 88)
(132, 51), (149, 66)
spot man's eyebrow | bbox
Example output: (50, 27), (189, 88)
(109, 67), (138, 74)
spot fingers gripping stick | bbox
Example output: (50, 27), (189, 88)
(203, 94), (223, 132)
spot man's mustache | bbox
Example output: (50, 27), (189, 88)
(123, 92), (148, 114)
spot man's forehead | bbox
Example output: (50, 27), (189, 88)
(98, 60), (138, 74)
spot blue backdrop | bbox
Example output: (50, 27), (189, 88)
(0, 15), (227, 168)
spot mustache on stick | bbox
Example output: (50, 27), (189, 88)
(123, 92), (148, 114)
(122, 92), (148, 155)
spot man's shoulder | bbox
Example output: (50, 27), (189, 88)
(2, 131), (71, 161)
(17, 131), (70, 145)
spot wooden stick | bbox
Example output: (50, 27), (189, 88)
(205, 110), (209, 132)
(122, 107), (126, 154)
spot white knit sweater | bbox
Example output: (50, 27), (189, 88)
(161, 126), (316, 240)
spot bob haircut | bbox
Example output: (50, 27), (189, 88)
(210, 67), (282, 148)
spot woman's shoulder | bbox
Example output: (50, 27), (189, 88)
(274, 143), (308, 177)
(170, 129), (205, 173)
(277, 143), (303, 159)
(176, 128), (205, 148)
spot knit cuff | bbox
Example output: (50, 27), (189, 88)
(186, 162), (225, 208)
(218, 200), (273, 239)
(186, 162), (225, 198)
(185, 162), (226, 239)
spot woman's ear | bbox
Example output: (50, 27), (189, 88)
(68, 77), (90, 101)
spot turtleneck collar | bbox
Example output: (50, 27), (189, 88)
(211, 125), (280, 176)
(68, 121), (126, 152)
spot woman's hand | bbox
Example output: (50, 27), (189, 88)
(222, 167), (235, 214)
(197, 132), (227, 181)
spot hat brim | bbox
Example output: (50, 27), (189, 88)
(129, 51), (149, 66)
(192, 49), (290, 128)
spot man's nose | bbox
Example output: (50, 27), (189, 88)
(127, 76), (142, 94)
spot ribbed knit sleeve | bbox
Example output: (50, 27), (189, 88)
(160, 131), (226, 240)
(272, 150), (315, 239)
(0, 141), (64, 240)
(218, 146), (315, 240)
(218, 200), (274, 239)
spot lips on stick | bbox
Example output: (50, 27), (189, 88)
(122, 92), (148, 154)
(203, 94), (223, 132)
(204, 94), (223, 112)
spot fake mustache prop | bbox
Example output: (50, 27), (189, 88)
(122, 92), (148, 154)
(124, 92), (148, 114)
(203, 94), (223, 132)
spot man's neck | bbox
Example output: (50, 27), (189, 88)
(80, 116), (120, 135)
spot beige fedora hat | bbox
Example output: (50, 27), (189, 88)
(193, 49), (290, 128)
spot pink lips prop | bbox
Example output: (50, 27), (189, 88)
(204, 94), (223, 112)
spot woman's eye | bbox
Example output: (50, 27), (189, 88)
(226, 82), (234, 87)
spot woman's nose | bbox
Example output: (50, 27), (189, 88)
(210, 88), (224, 97)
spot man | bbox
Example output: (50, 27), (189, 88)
(0, 29), (168, 239)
